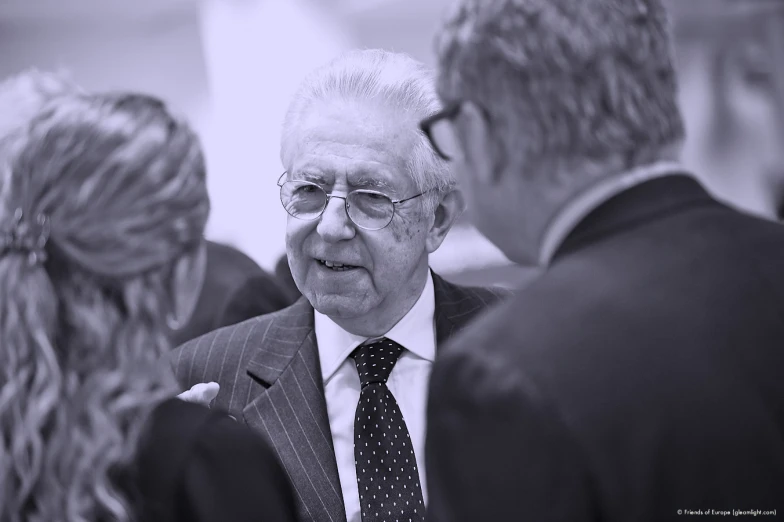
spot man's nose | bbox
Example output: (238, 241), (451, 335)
(317, 195), (356, 243)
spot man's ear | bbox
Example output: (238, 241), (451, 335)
(426, 189), (465, 254)
(458, 101), (504, 185)
(168, 240), (207, 330)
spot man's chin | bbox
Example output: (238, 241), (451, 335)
(307, 292), (373, 319)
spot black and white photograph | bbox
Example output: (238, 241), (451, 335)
(0, 0), (782, 520)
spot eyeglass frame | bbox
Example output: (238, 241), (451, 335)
(419, 100), (491, 162)
(276, 171), (431, 231)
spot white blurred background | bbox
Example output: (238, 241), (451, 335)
(0, 0), (528, 286)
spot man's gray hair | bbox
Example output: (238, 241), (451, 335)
(280, 49), (454, 213)
(436, 0), (685, 170)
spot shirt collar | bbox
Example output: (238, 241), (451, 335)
(314, 271), (436, 383)
(539, 161), (690, 266)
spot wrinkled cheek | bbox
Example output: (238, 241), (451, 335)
(391, 224), (417, 243)
(389, 214), (425, 243)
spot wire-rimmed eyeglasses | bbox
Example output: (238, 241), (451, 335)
(277, 172), (428, 231)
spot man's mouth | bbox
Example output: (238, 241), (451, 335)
(316, 259), (360, 271)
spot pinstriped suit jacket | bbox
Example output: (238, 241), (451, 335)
(170, 272), (510, 522)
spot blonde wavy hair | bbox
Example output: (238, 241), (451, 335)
(0, 88), (210, 521)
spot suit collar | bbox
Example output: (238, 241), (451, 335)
(540, 162), (688, 265)
(432, 271), (484, 346)
(554, 173), (716, 263)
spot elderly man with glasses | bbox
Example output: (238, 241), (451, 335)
(171, 49), (509, 522)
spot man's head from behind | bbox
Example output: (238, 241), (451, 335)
(279, 49), (462, 336)
(426, 0), (684, 264)
(668, 0), (784, 219)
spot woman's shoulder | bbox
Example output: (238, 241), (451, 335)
(133, 399), (297, 522)
(145, 398), (224, 441)
(137, 399), (223, 468)
(135, 398), (247, 490)
(130, 399), (222, 519)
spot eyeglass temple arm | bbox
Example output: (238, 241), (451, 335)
(391, 190), (432, 205)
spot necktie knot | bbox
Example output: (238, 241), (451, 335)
(350, 337), (404, 387)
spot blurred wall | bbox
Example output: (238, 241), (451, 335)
(199, 0), (351, 269)
(0, 3), (211, 146)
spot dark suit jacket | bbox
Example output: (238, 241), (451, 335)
(171, 272), (509, 522)
(426, 174), (784, 522)
(170, 241), (292, 346)
(126, 398), (297, 522)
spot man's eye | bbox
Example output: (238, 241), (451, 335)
(294, 184), (319, 193)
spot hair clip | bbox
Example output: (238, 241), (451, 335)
(0, 208), (51, 266)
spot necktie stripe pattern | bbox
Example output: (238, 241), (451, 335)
(351, 338), (425, 522)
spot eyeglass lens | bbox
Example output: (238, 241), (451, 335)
(427, 119), (461, 161)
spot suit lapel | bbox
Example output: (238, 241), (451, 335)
(556, 174), (715, 262)
(242, 299), (346, 522)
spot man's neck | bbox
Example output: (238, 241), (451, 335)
(539, 160), (686, 264)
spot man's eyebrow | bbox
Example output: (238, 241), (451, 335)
(291, 171), (331, 185)
(350, 176), (397, 193)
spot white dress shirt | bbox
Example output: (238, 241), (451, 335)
(315, 272), (435, 522)
(539, 161), (690, 265)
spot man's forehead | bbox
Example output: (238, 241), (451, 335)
(287, 99), (420, 189)
(300, 98), (420, 140)
(290, 158), (407, 192)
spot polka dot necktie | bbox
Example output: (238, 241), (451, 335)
(350, 338), (425, 522)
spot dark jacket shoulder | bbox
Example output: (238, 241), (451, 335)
(130, 399), (297, 522)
